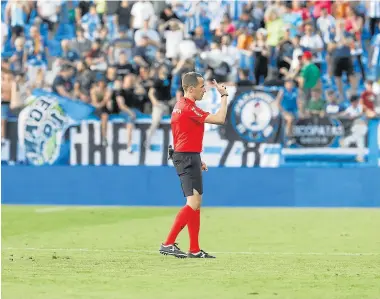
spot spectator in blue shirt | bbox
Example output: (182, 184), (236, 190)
(81, 4), (101, 41)
(275, 79), (299, 139)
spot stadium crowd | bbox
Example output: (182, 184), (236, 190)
(1, 0), (380, 151)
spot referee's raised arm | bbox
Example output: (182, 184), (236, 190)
(204, 79), (229, 125)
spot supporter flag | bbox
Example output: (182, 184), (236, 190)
(17, 89), (95, 165)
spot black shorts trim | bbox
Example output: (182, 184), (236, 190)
(172, 152), (203, 197)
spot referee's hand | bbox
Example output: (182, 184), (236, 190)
(201, 161), (208, 172)
(210, 79), (228, 96)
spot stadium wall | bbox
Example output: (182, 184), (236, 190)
(2, 166), (380, 207)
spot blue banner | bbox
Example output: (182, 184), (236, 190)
(17, 90), (95, 165)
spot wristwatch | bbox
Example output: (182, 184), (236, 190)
(221, 94), (228, 97)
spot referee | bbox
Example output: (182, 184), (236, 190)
(159, 72), (228, 259)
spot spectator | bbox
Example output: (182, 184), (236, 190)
(328, 36), (357, 101)
(145, 65), (172, 149)
(237, 69), (254, 87)
(297, 51), (321, 105)
(135, 17), (160, 46)
(160, 19), (184, 60)
(369, 22), (380, 81)
(317, 7), (336, 45)
(9, 37), (26, 75)
(277, 27), (294, 75)
(339, 95), (367, 162)
(367, 0), (380, 37)
(120, 74), (141, 153)
(192, 26), (208, 51)
(133, 36), (154, 68)
(1, 68), (13, 140)
(86, 39), (107, 72)
(108, 27), (134, 65)
(52, 65), (74, 98)
(54, 39), (80, 73)
(300, 23), (324, 69)
(5, 0), (29, 43)
(97, 27), (111, 52)
(265, 7), (285, 67)
(325, 89), (344, 115)
(236, 26), (254, 52)
(305, 89), (325, 118)
(130, 0), (156, 31)
(117, 0), (133, 33)
(235, 11), (256, 36)
(276, 79), (299, 140)
(201, 42), (231, 84)
(360, 80), (377, 118)
(71, 28), (92, 58)
(220, 35), (239, 81)
(280, 35), (303, 80)
(115, 51), (135, 79)
(282, 2), (302, 38)
(24, 25), (48, 89)
(36, 0), (61, 39)
(152, 49), (173, 71)
(76, 1), (92, 23)
(74, 61), (95, 103)
(94, 0), (107, 25)
(345, 5), (365, 81)
(81, 4), (101, 41)
(251, 28), (269, 85)
(159, 4), (180, 23)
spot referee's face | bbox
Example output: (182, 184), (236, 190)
(193, 77), (206, 101)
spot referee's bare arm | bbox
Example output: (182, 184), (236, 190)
(204, 80), (228, 125)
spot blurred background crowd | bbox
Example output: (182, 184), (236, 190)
(1, 0), (380, 149)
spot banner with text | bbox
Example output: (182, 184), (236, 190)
(2, 87), (379, 166)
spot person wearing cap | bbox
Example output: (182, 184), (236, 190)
(296, 50), (320, 111)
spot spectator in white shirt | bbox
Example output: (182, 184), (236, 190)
(134, 17), (160, 45)
(131, 0), (156, 30)
(300, 23), (324, 69)
(317, 7), (335, 45)
(339, 95), (367, 163)
(37, 0), (61, 39)
(160, 20), (184, 59)
(220, 35), (239, 82)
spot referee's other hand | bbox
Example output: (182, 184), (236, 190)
(210, 79), (227, 96)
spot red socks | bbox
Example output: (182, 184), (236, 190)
(164, 205), (201, 253)
(188, 209), (201, 253)
(164, 205), (194, 245)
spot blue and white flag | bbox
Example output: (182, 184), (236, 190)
(18, 90), (95, 165)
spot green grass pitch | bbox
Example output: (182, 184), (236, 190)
(2, 205), (380, 299)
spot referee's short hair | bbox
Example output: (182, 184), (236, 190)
(182, 72), (203, 91)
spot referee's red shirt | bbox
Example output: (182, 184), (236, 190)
(171, 97), (210, 153)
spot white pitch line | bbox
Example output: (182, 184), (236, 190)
(35, 207), (68, 213)
(3, 247), (380, 256)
